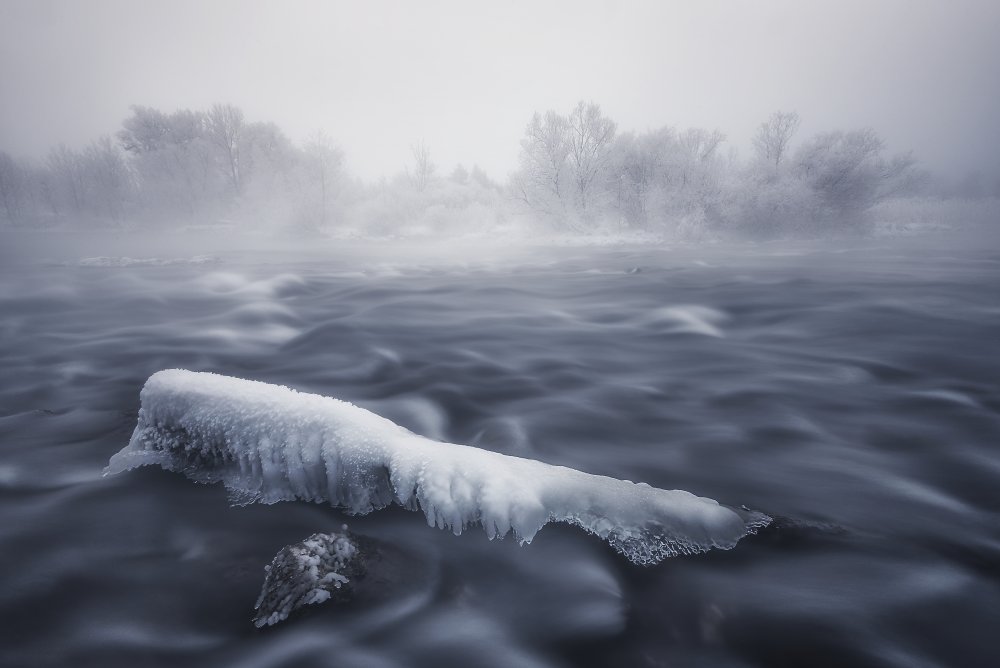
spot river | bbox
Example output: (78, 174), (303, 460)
(1, 229), (998, 667)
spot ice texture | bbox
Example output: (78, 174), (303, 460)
(254, 530), (360, 627)
(106, 370), (769, 565)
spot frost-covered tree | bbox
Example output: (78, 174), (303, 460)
(675, 128), (727, 201)
(450, 163), (469, 185)
(611, 126), (727, 230)
(514, 110), (570, 213)
(118, 106), (218, 220)
(407, 141), (436, 192)
(729, 112), (808, 237)
(117, 106), (172, 154)
(512, 102), (618, 227)
(609, 129), (671, 226)
(207, 104), (246, 194)
(243, 122), (293, 176)
(794, 128), (908, 220)
(302, 131), (344, 226)
(46, 144), (86, 216)
(2, 96), (941, 239)
(0, 151), (27, 223)
(80, 136), (132, 221)
(566, 101), (616, 211)
(725, 161), (816, 238)
(723, 126), (918, 236)
(753, 111), (800, 170)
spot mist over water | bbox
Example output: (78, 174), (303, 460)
(3, 1), (1000, 665)
(1, 230), (999, 667)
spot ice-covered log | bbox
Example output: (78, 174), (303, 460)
(106, 370), (769, 565)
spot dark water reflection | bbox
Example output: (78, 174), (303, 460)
(1, 233), (999, 667)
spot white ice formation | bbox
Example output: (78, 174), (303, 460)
(253, 530), (359, 627)
(106, 370), (768, 565)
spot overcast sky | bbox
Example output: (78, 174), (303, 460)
(1, 0), (998, 183)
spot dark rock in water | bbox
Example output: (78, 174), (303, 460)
(253, 527), (367, 627)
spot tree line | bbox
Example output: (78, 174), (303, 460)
(0, 101), (988, 238)
(510, 104), (930, 237)
(0, 104), (354, 231)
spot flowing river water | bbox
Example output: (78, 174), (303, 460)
(1, 230), (998, 667)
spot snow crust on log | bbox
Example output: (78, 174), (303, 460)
(106, 370), (768, 565)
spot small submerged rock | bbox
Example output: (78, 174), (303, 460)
(253, 527), (366, 627)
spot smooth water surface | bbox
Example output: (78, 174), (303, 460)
(1, 232), (999, 667)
